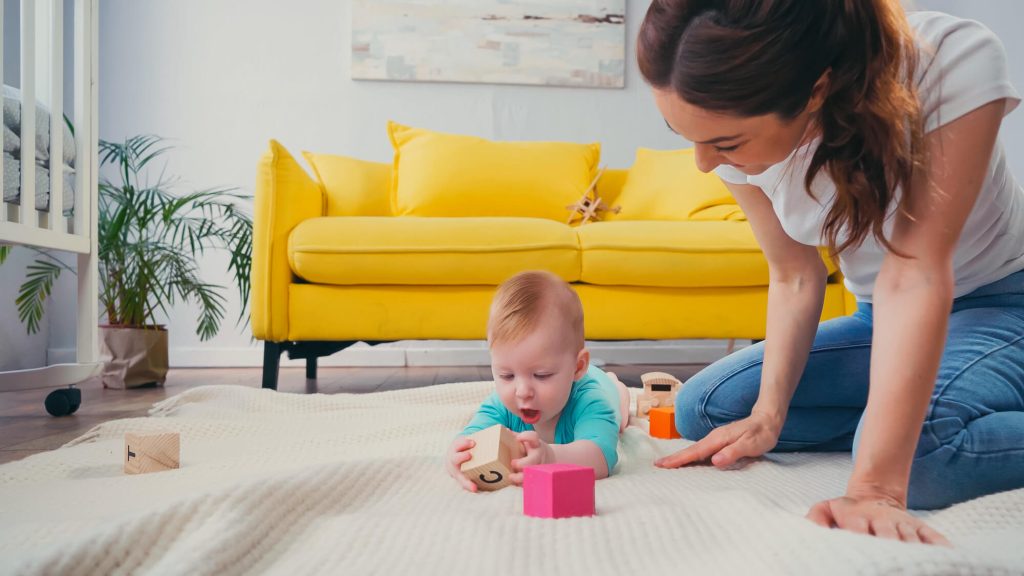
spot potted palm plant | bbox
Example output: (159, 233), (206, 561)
(2, 135), (252, 389)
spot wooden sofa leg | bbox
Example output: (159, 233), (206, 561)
(262, 341), (283, 390)
(306, 357), (317, 380)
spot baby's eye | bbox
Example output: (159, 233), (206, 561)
(534, 373), (552, 381)
(498, 374), (514, 381)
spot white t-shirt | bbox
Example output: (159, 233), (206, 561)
(714, 11), (1023, 302)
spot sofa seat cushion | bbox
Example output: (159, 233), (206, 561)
(289, 217), (580, 285)
(577, 221), (771, 288)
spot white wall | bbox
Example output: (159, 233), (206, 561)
(24, 0), (1024, 368)
(914, 0), (1024, 166)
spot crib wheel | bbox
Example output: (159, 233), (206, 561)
(66, 387), (82, 415)
(44, 388), (80, 417)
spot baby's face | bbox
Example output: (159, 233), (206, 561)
(490, 315), (584, 429)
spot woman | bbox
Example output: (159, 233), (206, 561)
(639, 0), (1023, 545)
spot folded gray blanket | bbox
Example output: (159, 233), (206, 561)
(3, 84), (76, 216)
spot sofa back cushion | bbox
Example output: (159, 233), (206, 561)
(605, 148), (740, 222)
(303, 151), (392, 217)
(388, 121), (601, 220)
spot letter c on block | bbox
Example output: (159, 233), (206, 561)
(479, 470), (503, 484)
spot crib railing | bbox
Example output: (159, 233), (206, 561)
(0, 0), (99, 393)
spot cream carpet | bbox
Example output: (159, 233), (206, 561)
(0, 382), (1022, 575)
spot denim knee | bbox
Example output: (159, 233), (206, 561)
(675, 355), (764, 441)
(675, 366), (733, 438)
(907, 451), (959, 510)
(675, 371), (717, 441)
(855, 412), (963, 509)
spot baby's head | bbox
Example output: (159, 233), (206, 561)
(487, 271), (589, 428)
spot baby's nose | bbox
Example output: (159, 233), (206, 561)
(515, 382), (533, 398)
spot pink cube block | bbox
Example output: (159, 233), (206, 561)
(523, 464), (595, 518)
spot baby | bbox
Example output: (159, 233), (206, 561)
(445, 270), (631, 492)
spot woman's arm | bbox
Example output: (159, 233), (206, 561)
(848, 99), (1008, 503)
(808, 99), (1009, 545)
(657, 180), (828, 467)
(731, 182), (829, 433)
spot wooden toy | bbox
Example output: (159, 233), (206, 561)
(635, 371), (683, 418)
(566, 166), (621, 225)
(649, 406), (681, 439)
(460, 424), (525, 492)
(523, 463), (595, 518)
(124, 432), (180, 474)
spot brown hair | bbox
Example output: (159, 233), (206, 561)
(638, 0), (924, 256)
(488, 271), (584, 352)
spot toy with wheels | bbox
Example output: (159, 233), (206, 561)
(635, 372), (684, 418)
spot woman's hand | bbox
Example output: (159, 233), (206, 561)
(445, 436), (478, 492)
(807, 486), (950, 546)
(654, 410), (782, 469)
(509, 431), (554, 485)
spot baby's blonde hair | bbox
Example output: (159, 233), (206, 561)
(488, 270), (585, 352)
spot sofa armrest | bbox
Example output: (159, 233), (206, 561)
(251, 140), (323, 342)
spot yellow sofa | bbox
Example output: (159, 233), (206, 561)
(252, 126), (854, 389)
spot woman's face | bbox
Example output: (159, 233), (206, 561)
(653, 88), (816, 177)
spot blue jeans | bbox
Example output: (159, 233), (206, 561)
(677, 270), (1024, 510)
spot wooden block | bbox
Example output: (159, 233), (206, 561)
(460, 424), (525, 492)
(649, 407), (681, 439)
(523, 463), (595, 518)
(125, 432), (180, 474)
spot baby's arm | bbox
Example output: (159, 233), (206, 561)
(550, 440), (610, 478)
(510, 433), (610, 483)
(564, 384), (621, 477)
(448, 392), (508, 491)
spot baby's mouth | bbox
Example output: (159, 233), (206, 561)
(521, 408), (541, 424)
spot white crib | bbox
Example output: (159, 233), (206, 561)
(0, 0), (100, 410)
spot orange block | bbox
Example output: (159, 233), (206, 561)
(649, 407), (681, 439)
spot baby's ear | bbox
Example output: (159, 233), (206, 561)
(574, 348), (590, 380)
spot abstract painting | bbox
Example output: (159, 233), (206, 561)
(351, 0), (626, 88)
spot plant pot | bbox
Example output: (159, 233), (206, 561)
(99, 325), (169, 389)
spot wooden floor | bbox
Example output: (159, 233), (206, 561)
(0, 364), (705, 465)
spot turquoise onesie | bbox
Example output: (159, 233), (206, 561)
(460, 364), (622, 472)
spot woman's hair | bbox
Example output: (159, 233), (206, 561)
(638, 0), (924, 256)
(488, 270), (584, 352)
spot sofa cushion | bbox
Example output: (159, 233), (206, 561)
(604, 148), (737, 222)
(289, 217), (581, 285)
(387, 121), (601, 221)
(303, 151), (392, 216)
(577, 221), (770, 288)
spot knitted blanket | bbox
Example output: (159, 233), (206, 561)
(0, 382), (1021, 575)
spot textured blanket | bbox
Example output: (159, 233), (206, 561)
(0, 382), (1022, 575)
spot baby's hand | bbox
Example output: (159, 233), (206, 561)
(509, 431), (554, 485)
(446, 436), (478, 492)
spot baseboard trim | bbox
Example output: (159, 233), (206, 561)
(48, 339), (749, 368)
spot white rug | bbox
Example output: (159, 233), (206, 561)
(0, 382), (1022, 576)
